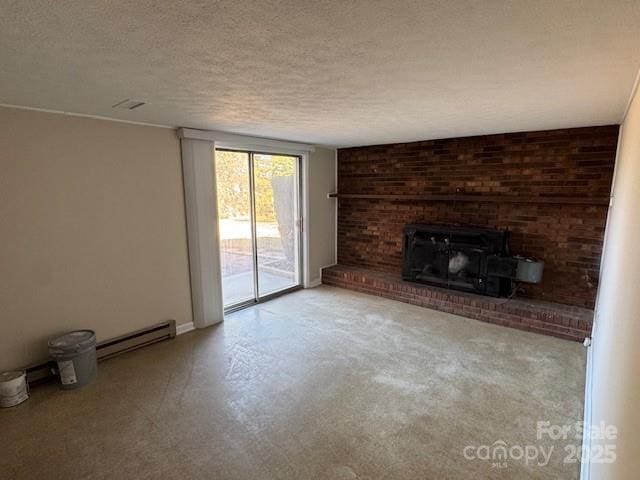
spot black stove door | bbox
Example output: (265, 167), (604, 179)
(447, 246), (485, 293)
(404, 230), (450, 287)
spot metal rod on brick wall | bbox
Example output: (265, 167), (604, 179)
(327, 193), (609, 206)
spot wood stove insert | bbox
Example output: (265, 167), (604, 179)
(402, 224), (519, 297)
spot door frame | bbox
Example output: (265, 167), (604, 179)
(216, 148), (304, 313)
(179, 128), (315, 328)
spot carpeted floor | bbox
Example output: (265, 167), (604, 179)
(1, 286), (585, 479)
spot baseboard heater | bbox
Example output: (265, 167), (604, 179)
(25, 320), (177, 386)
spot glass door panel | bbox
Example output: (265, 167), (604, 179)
(215, 150), (256, 307)
(252, 154), (300, 297)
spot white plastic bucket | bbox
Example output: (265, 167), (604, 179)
(0, 371), (29, 408)
(48, 330), (97, 389)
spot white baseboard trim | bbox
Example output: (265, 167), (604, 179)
(305, 263), (337, 288)
(321, 262), (337, 271)
(305, 278), (322, 288)
(580, 336), (594, 480)
(176, 322), (196, 335)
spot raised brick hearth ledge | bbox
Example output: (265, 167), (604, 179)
(322, 265), (593, 342)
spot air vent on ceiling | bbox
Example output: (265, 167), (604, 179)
(112, 99), (146, 110)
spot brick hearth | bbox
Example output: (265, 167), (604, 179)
(337, 125), (618, 309)
(322, 265), (593, 342)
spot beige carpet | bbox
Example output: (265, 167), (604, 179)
(1, 286), (585, 479)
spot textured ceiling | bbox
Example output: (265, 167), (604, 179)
(1, 0), (639, 147)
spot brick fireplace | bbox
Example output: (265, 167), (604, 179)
(322, 125), (619, 340)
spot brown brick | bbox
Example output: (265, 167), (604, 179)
(337, 125), (618, 309)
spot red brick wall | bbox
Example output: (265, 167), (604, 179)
(337, 126), (619, 308)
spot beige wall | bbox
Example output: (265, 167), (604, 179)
(589, 77), (640, 479)
(307, 147), (337, 283)
(0, 107), (193, 371)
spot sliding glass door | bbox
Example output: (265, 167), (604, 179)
(215, 149), (301, 310)
(216, 150), (256, 306)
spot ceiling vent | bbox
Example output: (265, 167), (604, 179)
(112, 99), (146, 110)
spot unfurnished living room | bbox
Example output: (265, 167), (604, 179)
(1, 1), (639, 479)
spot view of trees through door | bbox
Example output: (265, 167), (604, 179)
(215, 149), (301, 309)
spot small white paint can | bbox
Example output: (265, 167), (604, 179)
(0, 371), (29, 408)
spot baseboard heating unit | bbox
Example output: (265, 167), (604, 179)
(25, 320), (177, 386)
